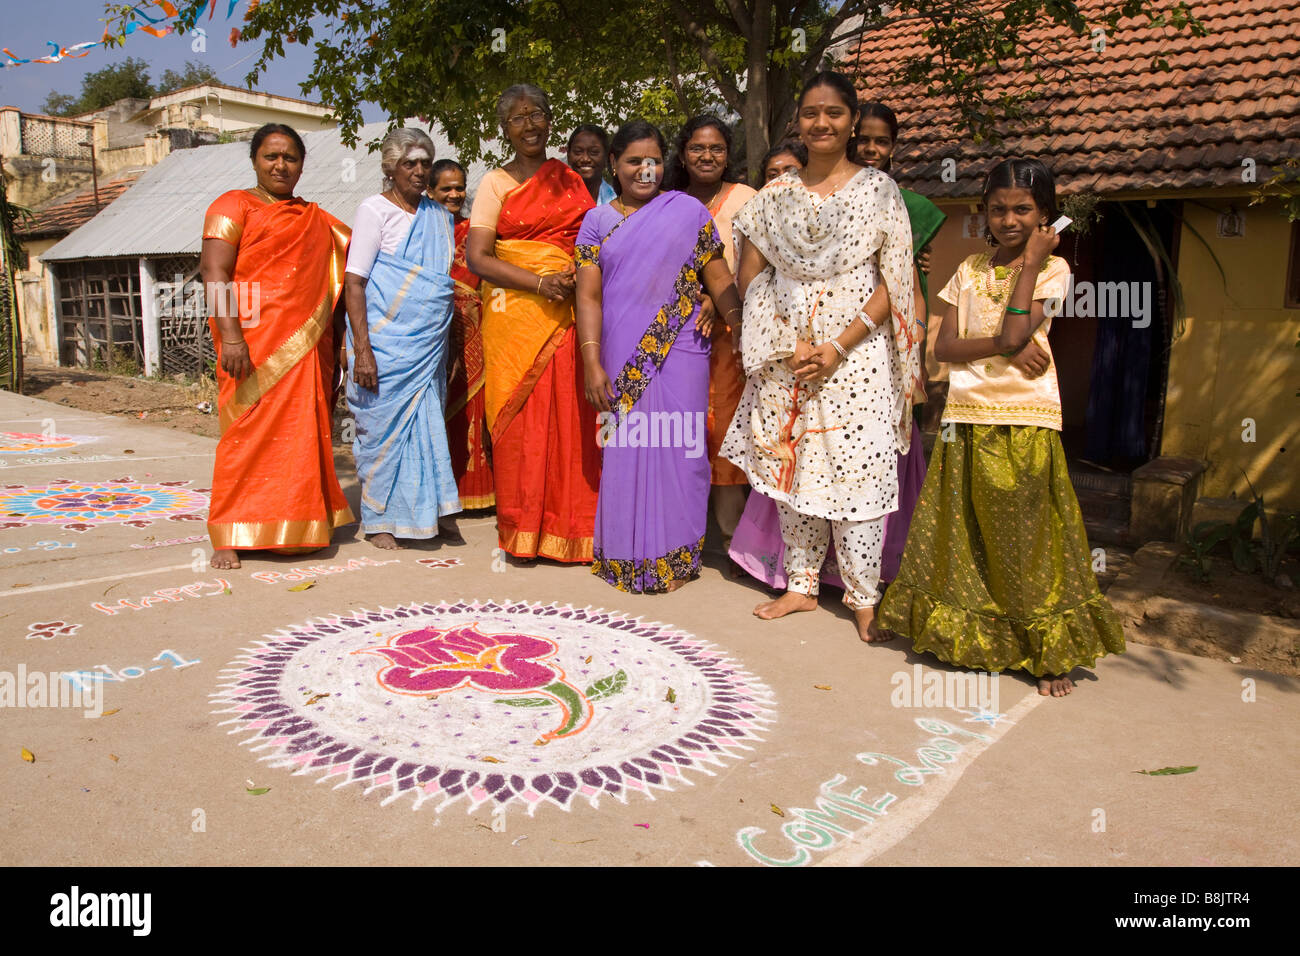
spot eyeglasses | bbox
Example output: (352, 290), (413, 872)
(686, 144), (728, 158)
(507, 109), (549, 130)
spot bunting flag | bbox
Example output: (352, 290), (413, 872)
(1, 1), (244, 70)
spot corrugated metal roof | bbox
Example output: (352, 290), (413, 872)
(41, 121), (494, 261)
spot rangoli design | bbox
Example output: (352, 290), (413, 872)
(0, 432), (101, 455)
(0, 477), (209, 532)
(212, 600), (776, 816)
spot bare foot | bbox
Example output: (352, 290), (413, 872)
(1037, 674), (1075, 697)
(754, 590), (818, 620)
(856, 607), (896, 644)
(368, 532), (402, 550)
(438, 518), (463, 540)
(211, 548), (241, 570)
(665, 578), (688, 593)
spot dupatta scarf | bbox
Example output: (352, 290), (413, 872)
(346, 196), (459, 535)
(734, 166), (920, 454)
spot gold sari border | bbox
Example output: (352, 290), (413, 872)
(499, 526), (593, 563)
(458, 493), (496, 510)
(207, 506), (356, 550)
(219, 290), (332, 432)
(203, 213), (243, 246)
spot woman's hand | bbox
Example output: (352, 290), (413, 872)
(794, 342), (843, 383)
(219, 339), (253, 381)
(584, 362), (616, 413)
(352, 344), (379, 391)
(1007, 339), (1051, 378)
(784, 339), (816, 373)
(538, 268), (577, 301)
(916, 244), (932, 273)
(695, 296), (717, 338)
(1024, 223), (1060, 267)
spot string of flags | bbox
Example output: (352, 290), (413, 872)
(2, 2), (247, 69)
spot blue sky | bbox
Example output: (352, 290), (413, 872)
(0, 1), (380, 120)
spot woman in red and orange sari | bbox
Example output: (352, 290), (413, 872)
(465, 85), (600, 562)
(429, 158), (494, 512)
(200, 123), (353, 570)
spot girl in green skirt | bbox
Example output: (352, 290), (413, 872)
(878, 158), (1125, 697)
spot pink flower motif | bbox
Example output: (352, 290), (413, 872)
(355, 623), (559, 695)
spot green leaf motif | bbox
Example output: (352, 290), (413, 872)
(585, 669), (628, 702)
(492, 697), (553, 708)
(1136, 765), (1198, 776)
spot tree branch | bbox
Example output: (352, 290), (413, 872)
(723, 0), (754, 36)
(667, 0), (745, 113)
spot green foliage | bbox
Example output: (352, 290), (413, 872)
(1249, 157), (1300, 223)
(1178, 518), (1233, 582)
(1184, 476), (1300, 587)
(1060, 193), (1101, 237)
(157, 60), (219, 95)
(42, 56), (156, 117)
(1237, 473), (1300, 586)
(0, 177), (33, 392)
(90, 345), (141, 378)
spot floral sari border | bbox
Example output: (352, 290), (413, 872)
(608, 222), (722, 421)
(592, 534), (705, 594)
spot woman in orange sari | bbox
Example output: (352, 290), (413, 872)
(201, 123), (353, 569)
(465, 85), (600, 561)
(430, 158), (494, 511)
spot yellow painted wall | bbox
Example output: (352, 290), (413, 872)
(1164, 199), (1299, 508)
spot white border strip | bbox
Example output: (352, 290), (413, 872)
(0, 563), (198, 598)
(815, 690), (1046, 867)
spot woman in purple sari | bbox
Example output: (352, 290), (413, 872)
(575, 121), (744, 593)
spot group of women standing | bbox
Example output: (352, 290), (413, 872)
(201, 70), (1123, 698)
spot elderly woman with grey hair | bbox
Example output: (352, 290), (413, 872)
(465, 84), (599, 563)
(343, 126), (461, 549)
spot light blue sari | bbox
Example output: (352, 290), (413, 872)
(346, 197), (460, 537)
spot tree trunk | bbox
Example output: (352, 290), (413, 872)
(744, 0), (774, 182)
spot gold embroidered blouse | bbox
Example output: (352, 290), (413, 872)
(937, 252), (1070, 430)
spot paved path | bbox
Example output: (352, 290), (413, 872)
(1, 390), (1295, 867)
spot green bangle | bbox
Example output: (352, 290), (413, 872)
(1005, 306), (1030, 314)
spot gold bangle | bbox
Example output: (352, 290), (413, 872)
(221, 339), (246, 345)
(725, 307), (741, 318)
(580, 340), (601, 350)
(536, 274), (545, 295)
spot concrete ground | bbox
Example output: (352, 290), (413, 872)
(1, 389), (1295, 868)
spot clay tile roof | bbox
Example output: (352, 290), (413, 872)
(17, 171), (144, 239)
(848, 0), (1300, 199)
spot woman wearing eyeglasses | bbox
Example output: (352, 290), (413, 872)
(664, 115), (755, 567)
(465, 84), (600, 562)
